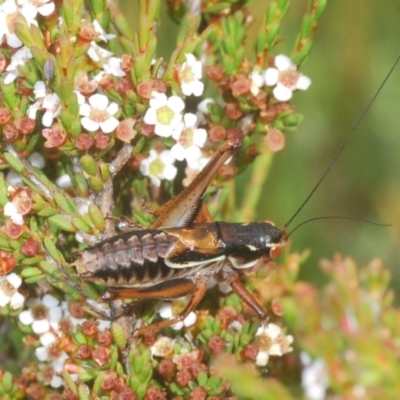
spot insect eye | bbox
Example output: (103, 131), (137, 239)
(270, 246), (282, 258)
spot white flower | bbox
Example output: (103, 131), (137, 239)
(264, 54), (311, 101)
(144, 92), (185, 137)
(171, 113), (207, 162)
(29, 152), (45, 169)
(179, 54), (204, 96)
(18, 0), (55, 17)
(0, 0), (53, 48)
(93, 19), (116, 42)
(102, 57), (125, 77)
(87, 41), (114, 63)
(79, 93), (120, 133)
(255, 323), (294, 367)
(3, 202), (24, 225)
(249, 69), (264, 96)
(157, 300), (197, 330)
(6, 170), (22, 186)
(28, 84), (62, 127)
(3, 46), (32, 84)
(37, 364), (64, 388)
(33, 80), (47, 98)
(218, 281), (233, 294)
(140, 149), (177, 187)
(0, 273), (24, 309)
(301, 352), (329, 400)
(55, 174), (72, 190)
(19, 294), (63, 334)
(151, 336), (175, 357)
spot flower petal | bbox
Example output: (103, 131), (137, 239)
(100, 117), (119, 133)
(81, 117), (100, 132)
(273, 84), (292, 101)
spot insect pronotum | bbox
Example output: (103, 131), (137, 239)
(75, 49), (400, 337)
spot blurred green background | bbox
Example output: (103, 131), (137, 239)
(121, 0), (400, 292)
(245, 0), (400, 289)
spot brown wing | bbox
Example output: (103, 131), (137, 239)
(151, 138), (241, 229)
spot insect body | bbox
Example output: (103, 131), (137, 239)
(78, 138), (287, 333)
(79, 222), (286, 294)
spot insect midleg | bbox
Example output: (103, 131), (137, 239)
(133, 276), (208, 336)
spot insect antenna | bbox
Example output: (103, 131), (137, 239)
(283, 54), (400, 230)
(286, 216), (391, 239)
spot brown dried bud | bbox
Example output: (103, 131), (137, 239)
(26, 383), (46, 400)
(4, 220), (24, 239)
(230, 77), (251, 97)
(157, 359), (175, 379)
(141, 122), (155, 138)
(42, 123), (67, 148)
(176, 368), (193, 387)
(264, 128), (285, 152)
(208, 125), (226, 142)
(115, 77), (134, 95)
(115, 118), (137, 143)
(0, 254), (17, 275)
(190, 362), (208, 379)
(82, 319), (99, 337)
(74, 133), (94, 151)
(92, 346), (111, 367)
(101, 372), (117, 392)
(3, 123), (19, 142)
(120, 55), (134, 73)
(0, 107), (12, 125)
(226, 127), (244, 141)
(75, 73), (99, 95)
(208, 335), (225, 355)
(271, 298), (284, 316)
(14, 117), (36, 135)
(215, 306), (237, 330)
(21, 239), (39, 257)
(110, 387), (137, 400)
(137, 79), (167, 98)
(225, 103), (243, 120)
(94, 131), (110, 150)
(218, 164), (238, 181)
(241, 343), (259, 361)
(68, 300), (86, 319)
(74, 344), (92, 360)
(13, 189), (32, 215)
(78, 22), (96, 42)
(189, 386), (207, 400)
(205, 65), (224, 81)
(142, 329), (157, 347)
(145, 386), (167, 400)
(130, 154), (146, 171)
(96, 329), (113, 347)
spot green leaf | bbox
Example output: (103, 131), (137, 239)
(3, 153), (26, 173)
(48, 215), (76, 232)
(44, 237), (65, 263)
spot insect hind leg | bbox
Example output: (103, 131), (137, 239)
(131, 276), (208, 337)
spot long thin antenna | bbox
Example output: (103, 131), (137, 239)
(284, 54), (400, 229)
(286, 216), (391, 238)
